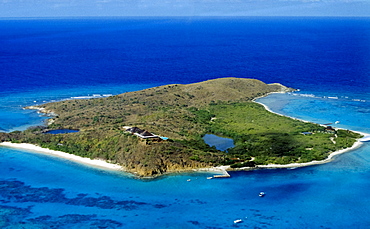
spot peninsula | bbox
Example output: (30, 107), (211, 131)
(0, 78), (362, 177)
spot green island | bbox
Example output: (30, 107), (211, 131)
(0, 78), (362, 177)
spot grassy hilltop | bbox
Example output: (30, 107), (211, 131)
(0, 78), (361, 177)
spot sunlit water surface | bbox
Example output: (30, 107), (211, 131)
(1, 17), (369, 228)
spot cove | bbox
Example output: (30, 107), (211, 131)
(203, 134), (234, 152)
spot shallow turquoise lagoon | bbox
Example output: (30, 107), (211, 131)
(1, 17), (370, 228)
(1, 142), (370, 228)
(256, 92), (370, 134)
(1, 91), (370, 228)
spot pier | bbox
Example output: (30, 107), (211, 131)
(213, 170), (231, 178)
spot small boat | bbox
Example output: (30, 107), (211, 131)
(234, 219), (242, 224)
(207, 177), (213, 180)
(187, 179), (191, 182)
(259, 192), (265, 197)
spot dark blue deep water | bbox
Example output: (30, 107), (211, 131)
(1, 17), (369, 98)
(0, 17), (370, 228)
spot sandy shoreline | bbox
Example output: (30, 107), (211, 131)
(1, 91), (368, 177)
(254, 92), (321, 125)
(0, 142), (123, 171)
(195, 92), (369, 174)
(248, 92), (369, 170)
(256, 140), (363, 169)
(254, 92), (370, 137)
(207, 141), (365, 174)
(197, 139), (364, 174)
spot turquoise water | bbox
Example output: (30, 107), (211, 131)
(1, 140), (370, 228)
(1, 90), (369, 228)
(0, 18), (370, 228)
(0, 83), (158, 133)
(256, 92), (370, 134)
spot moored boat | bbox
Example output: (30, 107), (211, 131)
(234, 219), (242, 224)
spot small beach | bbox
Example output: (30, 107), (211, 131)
(256, 140), (364, 169)
(1, 91), (368, 177)
(204, 129), (366, 173)
(0, 142), (123, 171)
(1, 17), (369, 228)
(190, 93), (369, 175)
(251, 93), (369, 170)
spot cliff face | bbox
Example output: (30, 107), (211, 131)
(121, 152), (215, 177)
(15, 78), (297, 177)
(110, 137), (223, 177)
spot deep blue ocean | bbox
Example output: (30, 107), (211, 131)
(0, 17), (369, 228)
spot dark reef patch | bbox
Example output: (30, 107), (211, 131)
(0, 179), (166, 211)
(0, 208), (124, 228)
(0, 179), (171, 228)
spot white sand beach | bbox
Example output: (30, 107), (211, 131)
(257, 140), (363, 169)
(197, 93), (370, 174)
(254, 93), (370, 137)
(2, 92), (368, 176)
(251, 93), (369, 169)
(0, 142), (123, 171)
(254, 93), (318, 125)
(200, 140), (364, 175)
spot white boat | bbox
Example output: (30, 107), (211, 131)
(234, 219), (242, 224)
(259, 192), (265, 197)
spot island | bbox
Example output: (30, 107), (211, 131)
(0, 78), (362, 177)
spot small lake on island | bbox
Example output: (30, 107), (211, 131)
(202, 134), (235, 152)
(44, 129), (79, 134)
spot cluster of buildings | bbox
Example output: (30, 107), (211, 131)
(302, 126), (337, 136)
(125, 127), (168, 143)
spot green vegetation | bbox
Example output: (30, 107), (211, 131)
(191, 102), (361, 165)
(0, 78), (362, 177)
